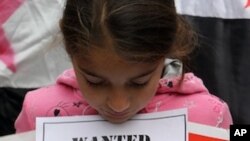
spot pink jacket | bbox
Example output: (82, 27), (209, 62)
(15, 69), (232, 133)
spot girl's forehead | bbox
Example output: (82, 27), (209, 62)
(72, 46), (165, 81)
(74, 47), (161, 68)
(77, 46), (121, 62)
(73, 51), (164, 81)
(73, 41), (166, 66)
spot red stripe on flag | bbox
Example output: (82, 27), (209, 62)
(0, 0), (24, 72)
(0, 0), (24, 23)
(0, 28), (16, 72)
(246, 0), (250, 8)
(189, 133), (227, 141)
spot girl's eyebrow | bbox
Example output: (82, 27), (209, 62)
(131, 67), (158, 80)
(78, 65), (158, 79)
(78, 67), (104, 78)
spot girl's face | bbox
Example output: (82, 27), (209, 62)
(73, 48), (165, 123)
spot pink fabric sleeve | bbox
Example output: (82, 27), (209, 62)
(219, 101), (233, 129)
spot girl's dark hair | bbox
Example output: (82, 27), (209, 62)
(61, 0), (196, 73)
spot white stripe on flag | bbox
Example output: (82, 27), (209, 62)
(0, 0), (71, 88)
(175, 0), (250, 19)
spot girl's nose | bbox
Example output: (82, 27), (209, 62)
(107, 92), (130, 112)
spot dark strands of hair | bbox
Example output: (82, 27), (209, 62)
(60, 0), (197, 82)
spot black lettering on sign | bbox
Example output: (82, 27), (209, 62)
(72, 134), (151, 141)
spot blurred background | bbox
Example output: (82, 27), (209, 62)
(0, 0), (71, 136)
(176, 0), (250, 125)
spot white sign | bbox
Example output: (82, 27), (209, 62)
(36, 108), (187, 141)
(36, 109), (187, 141)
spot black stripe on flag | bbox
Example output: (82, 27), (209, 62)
(182, 15), (250, 125)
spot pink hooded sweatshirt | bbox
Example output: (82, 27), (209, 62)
(15, 69), (232, 133)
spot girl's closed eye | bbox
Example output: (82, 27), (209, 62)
(128, 77), (151, 88)
(76, 67), (107, 87)
(86, 79), (105, 86)
(129, 81), (149, 88)
(84, 75), (105, 86)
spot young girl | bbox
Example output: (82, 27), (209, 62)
(15, 0), (232, 133)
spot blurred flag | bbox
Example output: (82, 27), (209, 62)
(175, 0), (250, 124)
(0, 0), (71, 88)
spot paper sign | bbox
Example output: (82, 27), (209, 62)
(36, 108), (187, 141)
